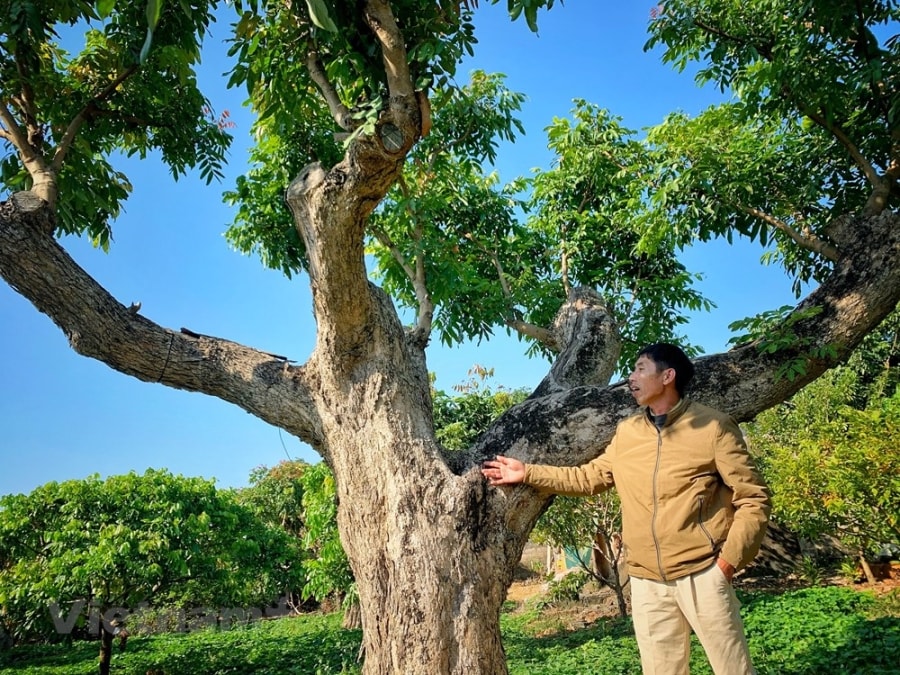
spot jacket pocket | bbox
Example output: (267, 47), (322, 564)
(697, 496), (716, 551)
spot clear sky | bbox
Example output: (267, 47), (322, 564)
(0, 2), (804, 497)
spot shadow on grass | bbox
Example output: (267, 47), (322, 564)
(0, 639), (99, 670)
(0, 617), (365, 675)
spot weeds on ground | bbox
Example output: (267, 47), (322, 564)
(1, 586), (898, 674)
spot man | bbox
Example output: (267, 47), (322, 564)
(482, 343), (770, 675)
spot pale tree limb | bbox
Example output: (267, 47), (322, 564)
(505, 318), (556, 348)
(0, 103), (56, 212)
(734, 202), (840, 260)
(0, 193), (325, 449)
(0, 103), (32, 155)
(372, 174), (434, 341)
(370, 224), (416, 281)
(487, 246), (556, 349)
(11, 57), (44, 156)
(363, 1), (415, 104)
(410, 220), (434, 345)
(305, 50), (355, 131)
(559, 227), (571, 296)
(50, 65), (138, 173)
(369, 221), (434, 342)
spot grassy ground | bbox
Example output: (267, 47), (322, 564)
(1, 585), (898, 674)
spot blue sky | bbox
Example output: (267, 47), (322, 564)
(0, 2), (803, 496)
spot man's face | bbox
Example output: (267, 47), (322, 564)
(628, 355), (673, 408)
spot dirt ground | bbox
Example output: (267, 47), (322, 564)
(505, 542), (633, 628)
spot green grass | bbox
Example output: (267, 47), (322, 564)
(0, 613), (362, 675)
(1, 587), (898, 674)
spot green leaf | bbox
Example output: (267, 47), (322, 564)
(305, 0), (338, 32)
(145, 0), (163, 31)
(96, 0), (116, 19)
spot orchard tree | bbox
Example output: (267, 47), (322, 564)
(240, 461), (309, 540)
(432, 365), (529, 455)
(2, 1), (900, 673)
(0, 470), (300, 673)
(747, 312), (900, 583)
(239, 460), (356, 618)
(749, 367), (900, 583)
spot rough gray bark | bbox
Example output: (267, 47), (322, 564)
(2, 185), (900, 673)
(3, 3), (900, 670)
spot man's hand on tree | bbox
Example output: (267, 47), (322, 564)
(481, 456), (526, 486)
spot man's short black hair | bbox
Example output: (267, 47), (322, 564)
(638, 343), (695, 397)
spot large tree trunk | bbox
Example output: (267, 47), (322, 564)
(3, 4), (900, 660)
(3, 2), (900, 672)
(282, 143), (527, 671)
(3, 186), (900, 673)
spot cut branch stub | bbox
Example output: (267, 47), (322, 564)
(533, 286), (622, 396)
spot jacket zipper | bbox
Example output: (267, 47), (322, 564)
(698, 496), (716, 550)
(651, 427), (666, 581)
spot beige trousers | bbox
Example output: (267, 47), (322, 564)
(630, 563), (755, 675)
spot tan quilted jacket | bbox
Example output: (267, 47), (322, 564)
(524, 398), (770, 582)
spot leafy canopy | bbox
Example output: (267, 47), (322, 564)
(748, 307), (900, 559)
(0, 0), (231, 247)
(0, 469), (300, 642)
(643, 1), (900, 272)
(5, 0), (899, 371)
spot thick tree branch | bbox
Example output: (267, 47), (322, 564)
(734, 202), (840, 260)
(531, 287), (621, 397)
(287, 4), (422, 371)
(0, 192), (325, 449)
(469, 208), (900, 537)
(363, 1), (415, 104)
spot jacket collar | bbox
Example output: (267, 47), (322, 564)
(643, 397), (690, 428)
